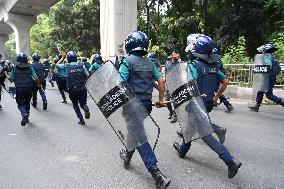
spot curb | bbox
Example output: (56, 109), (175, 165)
(224, 85), (284, 101)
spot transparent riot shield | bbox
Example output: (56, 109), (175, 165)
(253, 54), (270, 93)
(86, 62), (159, 151)
(166, 62), (213, 143)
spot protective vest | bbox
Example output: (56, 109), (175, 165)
(14, 66), (33, 88)
(125, 55), (154, 101)
(32, 62), (45, 81)
(194, 59), (219, 102)
(66, 64), (86, 88)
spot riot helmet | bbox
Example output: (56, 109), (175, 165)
(32, 53), (41, 61)
(125, 31), (149, 55)
(92, 54), (103, 64)
(67, 51), (78, 63)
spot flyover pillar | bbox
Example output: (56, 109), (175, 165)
(0, 34), (9, 59)
(4, 13), (36, 56)
(100, 0), (137, 60)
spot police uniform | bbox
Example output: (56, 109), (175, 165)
(173, 35), (242, 179)
(250, 48), (284, 111)
(31, 59), (48, 110)
(119, 31), (170, 189)
(9, 53), (38, 126)
(89, 54), (103, 74)
(56, 61), (69, 103)
(59, 51), (90, 125)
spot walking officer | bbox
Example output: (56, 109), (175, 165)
(31, 53), (48, 110)
(9, 53), (40, 126)
(119, 31), (171, 189)
(57, 51), (90, 125)
(173, 35), (242, 179)
(249, 43), (284, 112)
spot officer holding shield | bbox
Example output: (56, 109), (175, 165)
(172, 35), (242, 179)
(249, 44), (284, 112)
(119, 31), (171, 189)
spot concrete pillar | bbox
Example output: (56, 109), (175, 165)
(0, 34), (9, 59)
(100, 0), (137, 61)
(4, 13), (36, 56)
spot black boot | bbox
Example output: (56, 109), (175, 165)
(43, 102), (48, 110)
(173, 141), (186, 158)
(226, 158), (242, 179)
(148, 165), (171, 189)
(83, 105), (90, 119)
(78, 119), (85, 125)
(119, 149), (134, 168)
(21, 114), (29, 126)
(176, 129), (183, 138)
(62, 99), (67, 104)
(226, 104), (234, 113)
(0, 104), (2, 110)
(248, 104), (260, 112)
(215, 127), (226, 144)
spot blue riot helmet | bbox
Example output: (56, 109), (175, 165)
(194, 35), (213, 54)
(16, 53), (28, 64)
(125, 31), (149, 55)
(32, 53), (41, 61)
(257, 43), (278, 53)
(67, 51), (78, 63)
(92, 54), (103, 64)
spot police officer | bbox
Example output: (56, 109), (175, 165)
(119, 31), (171, 189)
(212, 48), (234, 112)
(31, 53), (48, 110)
(89, 54), (103, 75)
(249, 44), (284, 112)
(43, 57), (54, 87)
(165, 50), (180, 124)
(81, 57), (91, 71)
(0, 59), (8, 110)
(173, 35), (242, 179)
(9, 53), (39, 126)
(55, 55), (68, 103)
(57, 51), (90, 125)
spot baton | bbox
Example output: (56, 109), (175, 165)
(32, 78), (45, 92)
(152, 94), (208, 106)
(65, 36), (81, 53)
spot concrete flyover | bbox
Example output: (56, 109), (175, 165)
(0, 0), (137, 59)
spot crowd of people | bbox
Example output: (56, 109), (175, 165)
(0, 31), (283, 189)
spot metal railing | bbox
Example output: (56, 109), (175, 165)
(224, 64), (284, 88)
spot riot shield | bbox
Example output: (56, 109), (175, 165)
(166, 62), (213, 143)
(86, 62), (159, 151)
(253, 54), (270, 93)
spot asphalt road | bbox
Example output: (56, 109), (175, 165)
(0, 85), (284, 189)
